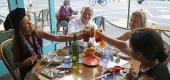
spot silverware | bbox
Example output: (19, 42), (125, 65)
(92, 73), (110, 80)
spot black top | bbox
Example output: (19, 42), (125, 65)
(134, 63), (170, 80)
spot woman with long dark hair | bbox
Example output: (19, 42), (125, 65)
(4, 8), (82, 79)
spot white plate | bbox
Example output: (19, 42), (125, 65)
(54, 56), (64, 62)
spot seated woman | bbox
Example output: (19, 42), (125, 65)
(4, 8), (83, 79)
(95, 10), (146, 58)
(100, 28), (170, 80)
(127, 28), (170, 80)
(58, 0), (77, 28)
(116, 10), (146, 41)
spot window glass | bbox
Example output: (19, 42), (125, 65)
(0, 0), (9, 30)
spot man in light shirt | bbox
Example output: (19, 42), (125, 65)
(68, 6), (97, 34)
(67, 6), (97, 47)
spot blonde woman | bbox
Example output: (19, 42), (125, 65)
(116, 10), (147, 41)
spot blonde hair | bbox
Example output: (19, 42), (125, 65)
(131, 10), (147, 28)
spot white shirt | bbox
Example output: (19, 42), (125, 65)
(68, 18), (97, 47)
(67, 18), (97, 34)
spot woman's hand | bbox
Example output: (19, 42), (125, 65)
(23, 55), (36, 67)
(37, 52), (42, 60)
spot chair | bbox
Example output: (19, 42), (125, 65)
(35, 9), (49, 30)
(0, 30), (14, 44)
(0, 39), (21, 80)
(93, 16), (105, 30)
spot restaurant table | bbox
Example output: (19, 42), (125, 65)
(32, 53), (140, 80)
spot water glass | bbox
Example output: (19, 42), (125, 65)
(102, 58), (109, 69)
(64, 56), (71, 68)
(102, 48), (112, 68)
(102, 54), (110, 68)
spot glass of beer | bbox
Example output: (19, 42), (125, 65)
(99, 40), (105, 49)
(83, 29), (90, 42)
(90, 27), (95, 38)
(95, 30), (102, 43)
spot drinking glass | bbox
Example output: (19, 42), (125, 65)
(102, 52), (110, 69)
(113, 49), (120, 64)
(95, 30), (102, 43)
(90, 27), (95, 38)
(83, 29), (90, 42)
(64, 56), (71, 68)
(99, 40), (105, 49)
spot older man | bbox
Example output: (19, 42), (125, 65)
(67, 6), (97, 47)
(67, 6), (97, 34)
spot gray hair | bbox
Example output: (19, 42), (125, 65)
(81, 6), (93, 14)
(64, 0), (70, 5)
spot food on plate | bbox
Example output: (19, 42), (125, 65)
(56, 49), (68, 56)
(84, 48), (95, 56)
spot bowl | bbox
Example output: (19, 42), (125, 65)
(112, 66), (121, 73)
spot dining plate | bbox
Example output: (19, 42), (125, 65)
(83, 56), (100, 66)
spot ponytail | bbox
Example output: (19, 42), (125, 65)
(157, 50), (168, 63)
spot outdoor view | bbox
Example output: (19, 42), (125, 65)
(0, 0), (170, 80)
(0, 0), (170, 30)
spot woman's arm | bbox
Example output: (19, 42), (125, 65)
(97, 31), (130, 56)
(116, 31), (131, 41)
(38, 30), (83, 42)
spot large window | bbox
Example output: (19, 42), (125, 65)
(130, 0), (170, 25)
(0, 0), (9, 30)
